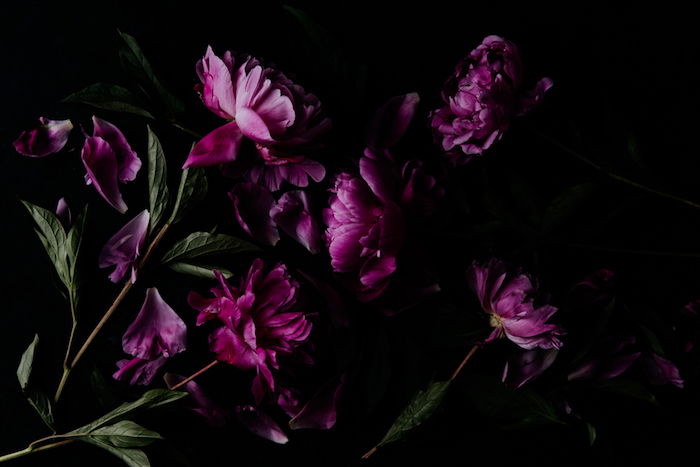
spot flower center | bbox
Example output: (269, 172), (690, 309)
(489, 313), (503, 329)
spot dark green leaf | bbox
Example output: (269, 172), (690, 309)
(161, 232), (259, 265)
(541, 182), (597, 233)
(61, 83), (154, 119)
(593, 379), (657, 404)
(22, 201), (69, 288)
(66, 205), (88, 291)
(586, 422), (597, 446)
(90, 420), (163, 448)
(27, 389), (55, 430)
(635, 322), (666, 356)
(168, 167), (207, 224)
(375, 380), (451, 449)
(146, 126), (168, 232)
(91, 367), (118, 409)
(167, 262), (233, 279)
(17, 334), (39, 390)
(71, 389), (187, 434)
(81, 437), (150, 467)
(117, 30), (184, 116)
(283, 5), (328, 50)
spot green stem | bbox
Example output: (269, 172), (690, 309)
(55, 291), (78, 402)
(0, 440), (75, 463)
(533, 129), (700, 211)
(168, 121), (202, 139)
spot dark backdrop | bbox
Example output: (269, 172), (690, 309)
(2, 2), (700, 466)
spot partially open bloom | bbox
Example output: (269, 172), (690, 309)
(114, 288), (187, 385)
(183, 46), (331, 191)
(13, 117), (73, 157)
(82, 116), (141, 212)
(467, 258), (563, 349)
(431, 35), (553, 164)
(188, 260), (312, 404)
(98, 209), (149, 283)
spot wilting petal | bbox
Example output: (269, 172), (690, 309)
(235, 405), (288, 444)
(644, 353), (684, 388)
(82, 136), (128, 213)
(56, 197), (72, 229)
(164, 373), (227, 426)
(92, 117), (141, 182)
(367, 93), (420, 150)
(183, 122), (244, 168)
(229, 182), (280, 245)
(502, 349), (558, 388)
(113, 356), (167, 386)
(270, 190), (322, 253)
(289, 378), (344, 430)
(121, 288), (187, 360)
(14, 117), (73, 157)
(98, 210), (150, 283)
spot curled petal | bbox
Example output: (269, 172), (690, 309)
(236, 107), (274, 143)
(99, 210), (150, 283)
(234, 405), (288, 444)
(517, 77), (554, 116)
(14, 117), (73, 157)
(56, 197), (72, 229)
(92, 116), (141, 182)
(121, 287), (187, 360)
(82, 136), (128, 213)
(644, 353), (684, 388)
(197, 46), (237, 119)
(367, 92), (420, 150)
(270, 190), (322, 253)
(209, 326), (258, 370)
(229, 182), (280, 246)
(183, 122), (244, 168)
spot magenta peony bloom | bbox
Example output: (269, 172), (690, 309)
(467, 258), (563, 349)
(13, 117), (73, 157)
(502, 349), (558, 389)
(183, 46), (331, 191)
(431, 35), (553, 164)
(82, 116), (141, 213)
(324, 158), (404, 302)
(643, 353), (684, 388)
(98, 209), (150, 283)
(114, 288), (187, 385)
(188, 260), (312, 404)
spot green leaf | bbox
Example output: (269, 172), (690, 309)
(375, 380), (451, 449)
(61, 83), (154, 119)
(541, 182), (597, 233)
(71, 389), (187, 434)
(167, 262), (233, 279)
(81, 437), (150, 467)
(593, 379), (657, 404)
(117, 30), (184, 116)
(27, 389), (55, 430)
(90, 420), (163, 448)
(586, 422), (597, 446)
(146, 126), (168, 232)
(168, 167), (208, 224)
(283, 5), (328, 50)
(91, 367), (118, 409)
(17, 334), (39, 390)
(160, 232), (259, 265)
(66, 205), (88, 292)
(22, 201), (69, 288)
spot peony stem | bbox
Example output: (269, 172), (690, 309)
(170, 360), (219, 391)
(534, 129), (700, 211)
(54, 290), (79, 402)
(0, 440), (75, 463)
(55, 223), (171, 402)
(449, 344), (480, 382)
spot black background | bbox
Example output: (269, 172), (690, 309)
(2, 1), (700, 466)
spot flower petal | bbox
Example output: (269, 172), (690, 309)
(236, 107), (274, 143)
(183, 122), (244, 168)
(99, 210), (150, 283)
(229, 182), (280, 246)
(270, 190), (322, 253)
(367, 92), (420, 150)
(82, 136), (128, 213)
(14, 117), (73, 157)
(92, 116), (141, 182)
(234, 405), (288, 444)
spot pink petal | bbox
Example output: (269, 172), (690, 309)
(234, 405), (288, 444)
(98, 210), (150, 283)
(13, 117), (73, 157)
(82, 136), (128, 213)
(236, 107), (274, 143)
(92, 116), (141, 182)
(183, 122), (243, 168)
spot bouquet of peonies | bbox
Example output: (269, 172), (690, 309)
(2, 9), (694, 467)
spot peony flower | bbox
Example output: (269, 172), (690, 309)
(467, 258), (563, 349)
(114, 288), (187, 385)
(98, 209), (150, 283)
(502, 349), (558, 389)
(188, 260), (312, 404)
(431, 35), (553, 164)
(183, 46), (331, 191)
(82, 116), (141, 213)
(13, 117), (73, 157)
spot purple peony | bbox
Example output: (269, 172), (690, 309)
(467, 258), (563, 350)
(13, 117), (73, 157)
(114, 288), (187, 385)
(188, 260), (312, 404)
(431, 35), (553, 164)
(183, 46), (331, 191)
